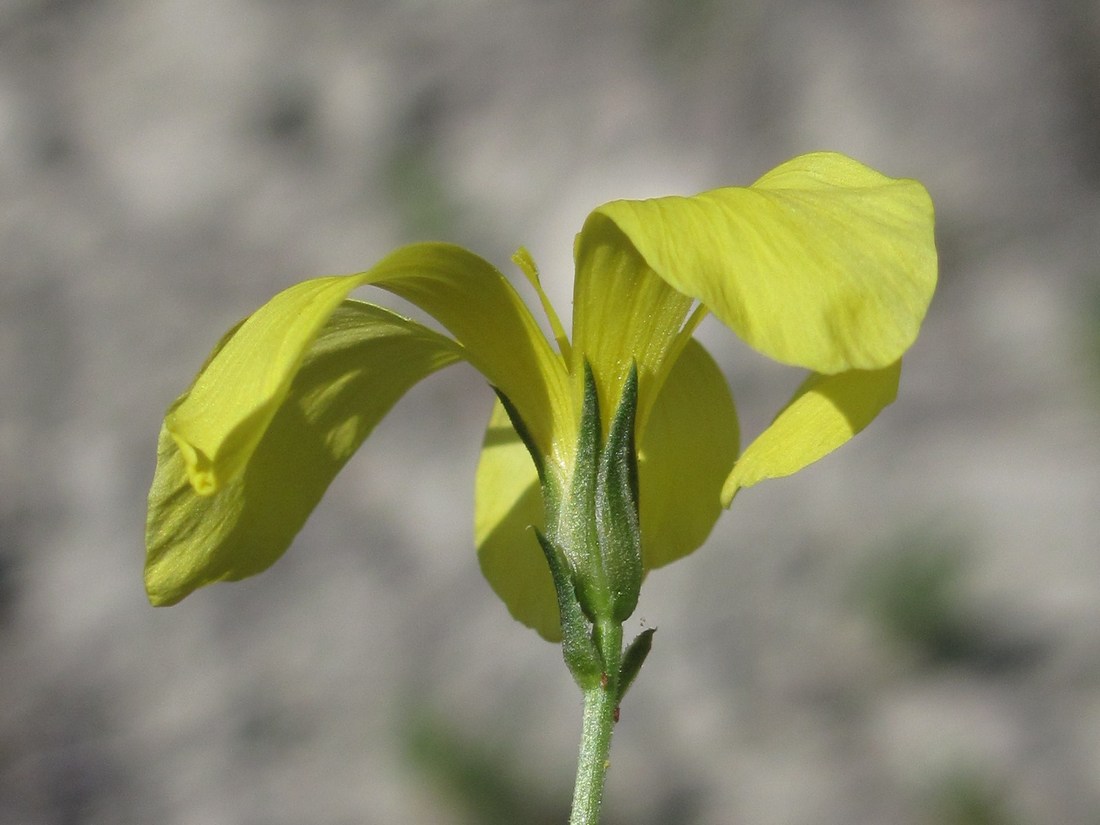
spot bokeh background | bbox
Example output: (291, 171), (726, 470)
(3, 1), (1100, 823)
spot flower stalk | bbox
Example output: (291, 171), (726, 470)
(570, 620), (623, 825)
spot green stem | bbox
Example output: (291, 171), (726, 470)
(569, 621), (623, 825)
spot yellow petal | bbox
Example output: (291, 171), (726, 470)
(167, 242), (571, 499)
(570, 216), (695, 435)
(146, 301), (463, 605)
(372, 244), (573, 474)
(474, 399), (558, 640)
(721, 360), (901, 505)
(589, 152), (937, 374)
(166, 276), (361, 496)
(638, 338), (738, 569)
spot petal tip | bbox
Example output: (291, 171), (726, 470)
(143, 569), (188, 607)
(166, 431), (221, 496)
(720, 474), (743, 508)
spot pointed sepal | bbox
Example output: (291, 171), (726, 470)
(559, 362), (606, 621)
(617, 627), (655, 704)
(596, 363), (642, 623)
(555, 362), (644, 626)
(535, 528), (603, 689)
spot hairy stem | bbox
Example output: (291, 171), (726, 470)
(569, 621), (622, 825)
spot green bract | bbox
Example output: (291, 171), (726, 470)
(145, 152), (937, 641)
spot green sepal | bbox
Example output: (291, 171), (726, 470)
(555, 362), (644, 626)
(534, 528), (603, 688)
(561, 362), (606, 621)
(596, 363), (642, 622)
(492, 387), (545, 486)
(617, 627), (655, 704)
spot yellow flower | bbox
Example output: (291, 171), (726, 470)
(145, 152), (936, 641)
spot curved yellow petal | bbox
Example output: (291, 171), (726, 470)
(371, 244), (573, 475)
(638, 338), (738, 569)
(474, 399), (559, 641)
(166, 275), (363, 496)
(721, 359), (901, 505)
(588, 152), (937, 374)
(145, 301), (463, 605)
(570, 217), (695, 435)
(166, 243), (571, 499)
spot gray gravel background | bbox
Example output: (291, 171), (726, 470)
(2, 1), (1100, 823)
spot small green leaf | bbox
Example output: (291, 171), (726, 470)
(617, 627), (655, 703)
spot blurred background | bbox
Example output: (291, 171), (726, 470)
(2, 0), (1099, 823)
